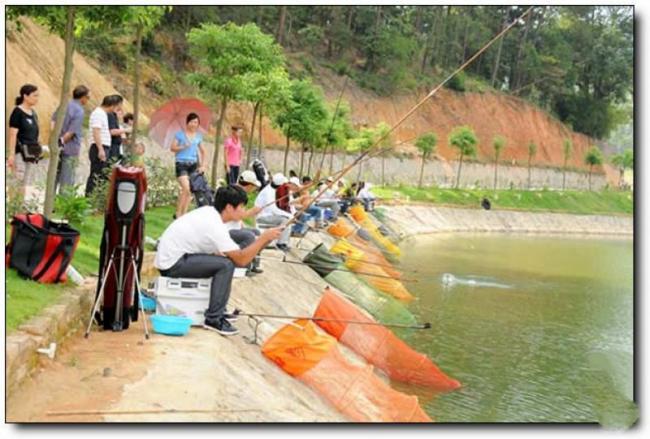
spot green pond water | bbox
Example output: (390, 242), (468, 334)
(396, 233), (634, 424)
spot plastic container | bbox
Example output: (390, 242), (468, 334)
(140, 293), (157, 312)
(150, 314), (193, 336)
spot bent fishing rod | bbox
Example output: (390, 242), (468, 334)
(276, 7), (534, 230)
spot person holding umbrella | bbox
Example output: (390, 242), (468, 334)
(224, 125), (243, 185)
(170, 112), (207, 218)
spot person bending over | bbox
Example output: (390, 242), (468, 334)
(154, 185), (282, 336)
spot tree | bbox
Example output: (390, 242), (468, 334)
(6, 6), (123, 217)
(527, 141), (537, 189)
(187, 22), (284, 185)
(584, 146), (604, 191)
(610, 148), (633, 189)
(347, 126), (376, 181)
(492, 135), (506, 189)
(373, 122), (393, 185)
(123, 7), (169, 140)
(271, 79), (328, 175)
(562, 138), (573, 190)
(448, 126), (478, 188)
(415, 132), (437, 188)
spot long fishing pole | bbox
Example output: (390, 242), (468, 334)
(258, 255), (418, 283)
(264, 7), (535, 230)
(232, 309), (431, 330)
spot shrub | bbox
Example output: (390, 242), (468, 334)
(145, 157), (178, 208)
(54, 185), (90, 226)
(446, 71), (466, 92)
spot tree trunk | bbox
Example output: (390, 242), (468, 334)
(562, 157), (567, 191)
(456, 153), (464, 189)
(356, 159), (363, 182)
(491, 22), (505, 88)
(528, 158), (532, 189)
(44, 7), (76, 217)
(511, 9), (532, 90)
(419, 154), (426, 188)
(318, 143), (329, 174)
(329, 145), (335, 175)
(588, 165), (593, 191)
(246, 101), (260, 168)
(307, 145), (314, 176)
(299, 142), (305, 176)
(283, 133), (290, 175)
(276, 6), (287, 45)
(132, 22), (143, 153)
(211, 99), (228, 186)
(257, 104), (263, 157)
(494, 159), (499, 190)
(381, 153), (385, 186)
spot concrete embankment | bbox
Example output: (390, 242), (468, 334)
(381, 205), (633, 238)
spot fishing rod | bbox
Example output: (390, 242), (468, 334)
(258, 254), (418, 283)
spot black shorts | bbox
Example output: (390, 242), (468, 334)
(175, 161), (198, 178)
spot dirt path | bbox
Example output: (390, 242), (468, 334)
(6, 244), (346, 423)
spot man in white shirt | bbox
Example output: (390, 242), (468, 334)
(85, 95), (119, 196)
(155, 185), (282, 336)
(254, 173), (292, 251)
(308, 175), (340, 220)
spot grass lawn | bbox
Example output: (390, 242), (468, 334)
(5, 205), (176, 333)
(373, 186), (633, 216)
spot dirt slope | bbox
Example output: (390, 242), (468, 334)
(6, 19), (601, 174)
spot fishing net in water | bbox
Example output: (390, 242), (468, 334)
(313, 289), (461, 391)
(344, 257), (413, 303)
(330, 239), (402, 279)
(327, 218), (355, 238)
(303, 244), (416, 328)
(261, 319), (432, 422)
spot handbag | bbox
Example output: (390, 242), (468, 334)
(18, 142), (43, 163)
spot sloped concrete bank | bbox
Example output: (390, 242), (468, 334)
(381, 205), (633, 238)
(6, 205), (632, 422)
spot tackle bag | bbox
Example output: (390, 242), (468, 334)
(6, 213), (80, 283)
(189, 171), (214, 207)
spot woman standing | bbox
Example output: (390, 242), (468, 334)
(224, 125), (243, 185)
(7, 84), (41, 200)
(170, 113), (206, 218)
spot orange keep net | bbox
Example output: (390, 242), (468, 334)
(262, 319), (432, 422)
(345, 257), (414, 303)
(330, 239), (402, 279)
(313, 289), (462, 392)
(327, 218), (355, 238)
(349, 205), (368, 222)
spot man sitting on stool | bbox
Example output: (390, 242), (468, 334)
(154, 185), (282, 336)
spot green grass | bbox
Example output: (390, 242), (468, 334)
(5, 205), (176, 333)
(373, 186), (633, 216)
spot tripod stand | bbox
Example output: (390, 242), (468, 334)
(84, 233), (149, 338)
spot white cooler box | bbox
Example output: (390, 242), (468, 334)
(154, 269), (247, 326)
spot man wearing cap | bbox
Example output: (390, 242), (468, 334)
(225, 170), (264, 274)
(308, 175), (340, 220)
(254, 172), (292, 251)
(224, 125), (243, 185)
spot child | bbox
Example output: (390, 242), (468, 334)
(130, 141), (145, 168)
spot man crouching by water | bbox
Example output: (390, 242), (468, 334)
(154, 185), (283, 336)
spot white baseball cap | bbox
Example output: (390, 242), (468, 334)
(239, 170), (261, 187)
(288, 176), (301, 187)
(272, 173), (287, 186)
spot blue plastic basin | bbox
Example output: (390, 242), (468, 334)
(140, 294), (157, 312)
(150, 314), (193, 336)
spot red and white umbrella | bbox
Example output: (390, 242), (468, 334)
(148, 98), (212, 149)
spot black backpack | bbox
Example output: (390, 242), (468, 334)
(189, 171), (215, 207)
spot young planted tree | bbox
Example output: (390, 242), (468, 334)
(187, 22), (284, 185)
(527, 141), (537, 189)
(584, 146), (604, 191)
(492, 135), (506, 190)
(347, 126), (376, 182)
(562, 138), (573, 191)
(610, 149), (633, 189)
(124, 7), (169, 139)
(448, 126), (478, 189)
(415, 132), (437, 188)
(7, 6), (123, 217)
(374, 122), (393, 186)
(272, 79), (328, 175)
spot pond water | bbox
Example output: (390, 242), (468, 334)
(397, 233), (634, 424)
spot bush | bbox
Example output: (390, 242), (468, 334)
(145, 157), (178, 208)
(446, 71), (466, 92)
(86, 167), (112, 214)
(54, 185), (90, 227)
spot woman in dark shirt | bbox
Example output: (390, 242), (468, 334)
(7, 84), (41, 194)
